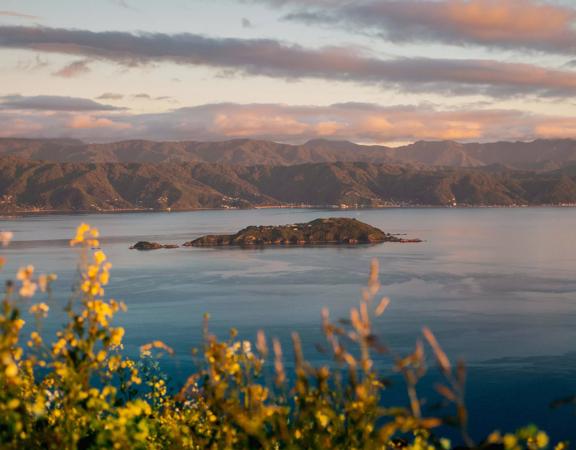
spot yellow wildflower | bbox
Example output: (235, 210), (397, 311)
(38, 273), (57, 292)
(14, 318), (25, 330)
(19, 281), (37, 298)
(110, 327), (125, 347)
(108, 356), (121, 371)
(100, 271), (110, 285)
(5, 360), (18, 377)
(536, 432), (549, 449)
(29, 331), (43, 347)
(94, 250), (107, 264)
(29, 302), (50, 318)
(140, 340), (174, 356)
(70, 223), (90, 246)
(503, 434), (518, 449)
(88, 265), (99, 279)
(52, 338), (67, 355)
(17, 265), (37, 297)
(315, 411), (330, 428)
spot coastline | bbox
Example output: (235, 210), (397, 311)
(1, 202), (576, 219)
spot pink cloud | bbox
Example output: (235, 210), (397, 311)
(280, 0), (576, 55)
(535, 121), (576, 139)
(1, 100), (576, 144)
(0, 118), (43, 137)
(52, 59), (91, 78)
(68, 115), (131, 130)
(213, 112), (309, 137)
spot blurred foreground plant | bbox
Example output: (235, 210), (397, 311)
(0, 223), (561, 449)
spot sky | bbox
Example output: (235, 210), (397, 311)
(1, 0), (576, 145)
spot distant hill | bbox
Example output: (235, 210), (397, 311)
(3, 137), (576, 169)
(390, 139), (576, 170)
(0, 138), (394, 166)
(2, 157), (576, 212)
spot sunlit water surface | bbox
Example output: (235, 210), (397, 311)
(2, 208), (576, 440)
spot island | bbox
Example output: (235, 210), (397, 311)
(130, 241), (179, 250)
(183, 218), (422, 247)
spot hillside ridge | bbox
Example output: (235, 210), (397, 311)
(2, 157), (576, 212)
(3, 137), (576, 170)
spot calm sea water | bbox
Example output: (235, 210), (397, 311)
(2, 208), (576, 440)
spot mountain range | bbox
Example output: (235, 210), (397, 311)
(3, 137), (576, 170)
(2, 155), (576, 212)
(2, 137), (576, 212)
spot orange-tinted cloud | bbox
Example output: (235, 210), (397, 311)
(1, 100), (575, 144)
(213, 112), (308, 137)
(280, 0), (576, 55)
(68, 115), (131, 130)
(535, 121), (576, 139)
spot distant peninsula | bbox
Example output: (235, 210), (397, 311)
(183, 218), (422, 247)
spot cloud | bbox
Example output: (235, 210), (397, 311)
(155, 96), (178, 103)
(241, 18), (253, 28)
(0, 117), (44, 138)
(246, 0), (342, 5)
(95, 93), (176, 102)
(52, 59), (91, 78)
(0, 95), (124, 111)
(130, 93), (177, 102)
(68, 115), (132, 130)
(534, 119), (576, 139)
(1, 99), (575, 143)
(96, 92), (124, 100)
(149, 102), (549, 143)
(273, 0), (576, 55)
(0, 111), (133, 140)
(2, 25), (576, 97)
(0, 10), (39, 20)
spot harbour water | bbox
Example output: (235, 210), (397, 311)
(2, 207), (576, 440)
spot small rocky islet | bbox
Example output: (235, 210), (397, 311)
(130, 218), (421, 249)
(185, 218), (421, 247)
(129, 241), (179, 250)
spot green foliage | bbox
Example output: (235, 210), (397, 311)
(0, 224), (565, 449)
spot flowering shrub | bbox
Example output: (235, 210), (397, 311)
(0, 224), (562, 449)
